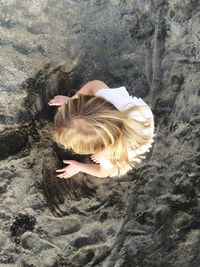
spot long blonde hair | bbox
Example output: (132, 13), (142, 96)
(53, 95), (154, 176)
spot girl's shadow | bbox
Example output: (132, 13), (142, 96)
(42, 143), (97, 217)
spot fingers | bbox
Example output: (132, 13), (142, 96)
(48, 99), (64, 106)
(57, 171), (72, 179)
(57, 173), (64, 178)
(56, 161), (73, 173)
(56, 170), (68, 178)
(56, 174), (70, 179)
(90, 155), (99, 163)
(57, 174), (71, 179)
(48, 96), (70, 106)
(48, 101), (62, 106)
(48, 99), (60, 106)
(56, 162), (72, 178)
(56, 168), (67, 172)
(90, 155), (95, 161)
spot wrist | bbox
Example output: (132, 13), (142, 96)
(77, 162), (91, 172)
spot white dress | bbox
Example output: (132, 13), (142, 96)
(94, 86), (154, 169)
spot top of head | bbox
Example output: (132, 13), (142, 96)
(53, 95), (124, 154)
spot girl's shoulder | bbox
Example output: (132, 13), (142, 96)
(95, 86), (154, 122)
(94, 86), (132, 111)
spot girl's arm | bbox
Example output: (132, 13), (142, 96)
(78, 162), (114, 178)
(48, 80), (109, 106)
(72, 80), (109, 98)
(56, 160), (115, 179)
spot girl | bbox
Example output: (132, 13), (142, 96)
(48, 80), (154, 179)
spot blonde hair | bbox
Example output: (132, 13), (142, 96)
(53, 95), (154, 176)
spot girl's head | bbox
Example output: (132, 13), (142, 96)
(53, 95), (124, 154)
(53, 94), (154, 176)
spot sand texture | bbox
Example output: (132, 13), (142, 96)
(0, 0), (200, 266)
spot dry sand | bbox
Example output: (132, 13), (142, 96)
(0, 0), (200, 266)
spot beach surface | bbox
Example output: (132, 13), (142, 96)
(0, 1), (200, 266)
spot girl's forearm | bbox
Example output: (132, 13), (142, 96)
(72, 80), (109, 98)
(78, 162), (113, 178)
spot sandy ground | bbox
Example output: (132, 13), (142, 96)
(0, 0), (200, 266)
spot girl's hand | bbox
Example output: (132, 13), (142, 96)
(91, 151), (109, 164)
(48, 95), (70, 106)
(56, 160), (81, 179)
(90, 153), (101, 164)
(91, 152), (113, 169)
